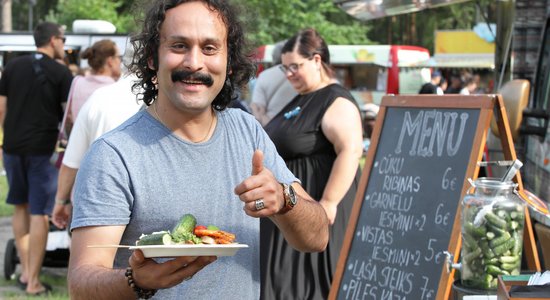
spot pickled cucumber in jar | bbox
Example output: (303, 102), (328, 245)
(460, 178), (524, 290)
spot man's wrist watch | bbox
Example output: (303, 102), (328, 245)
(278, 183), (297, 214)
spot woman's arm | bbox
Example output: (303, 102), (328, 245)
(320, 97), (363, 224)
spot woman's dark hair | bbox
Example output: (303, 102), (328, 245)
(33, 22), (62, 48)
(281, 28), (334, 78)
(81, 39), (117, 72)
(129, 0), (256, 110)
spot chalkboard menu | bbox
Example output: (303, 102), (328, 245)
(330, 95), (498, 300)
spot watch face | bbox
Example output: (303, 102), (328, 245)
(288, 185), (297, 206)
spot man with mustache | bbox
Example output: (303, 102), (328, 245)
(67, 1), (329, 299)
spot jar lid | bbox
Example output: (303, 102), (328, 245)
(518, 189), (549, 216)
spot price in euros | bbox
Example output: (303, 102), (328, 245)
(441, 168), (457, 191)
(420, 276), (435, 300)
(434, 203), (450, 226)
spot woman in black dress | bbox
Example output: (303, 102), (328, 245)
(262, 28), (363, 300)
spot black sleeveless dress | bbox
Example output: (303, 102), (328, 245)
(261, 84), (361, 300)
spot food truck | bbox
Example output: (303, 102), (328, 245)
(254, 44), (431, 106)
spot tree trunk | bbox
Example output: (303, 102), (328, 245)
(2, 0), (12, 32)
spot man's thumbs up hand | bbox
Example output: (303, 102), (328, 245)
(251, 150), (264, 176)
(234, 149), (283, 217)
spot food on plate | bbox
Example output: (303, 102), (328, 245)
(171, 214), (202, 244)
(136, 213), (236, 245)
(193, 225), (236, 244)
(136, 231), (173, 246)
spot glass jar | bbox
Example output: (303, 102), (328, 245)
(460, 178), (525, 290)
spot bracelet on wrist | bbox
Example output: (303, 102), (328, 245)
(125, 267), (157, 299)
(55, 199), (71, 206)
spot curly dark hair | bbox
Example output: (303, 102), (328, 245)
(129, 0), (256, 110)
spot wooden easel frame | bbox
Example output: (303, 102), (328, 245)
(328, 95), (540, 300)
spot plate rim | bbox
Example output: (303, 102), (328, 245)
(129, 243), (249, 258)
(128, 243), (249, 250)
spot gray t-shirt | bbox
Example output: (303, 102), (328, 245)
(71, 108), (297, 299)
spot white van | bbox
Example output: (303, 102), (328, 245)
(0, 20), (129, 70)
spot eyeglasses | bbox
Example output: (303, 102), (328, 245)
(57, 36), (66, 43)
(279, 57), (314, 74)
(279, 62), (306, 74)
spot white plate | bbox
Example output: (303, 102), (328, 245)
(128, 244), (248, 258)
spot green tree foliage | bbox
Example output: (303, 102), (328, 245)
(45, 0), (138, 33)
(35, 0), (369, 46)
(233, 0), (371, 47)
(10, 0), (58, 31)
(365, 0), (496, 52)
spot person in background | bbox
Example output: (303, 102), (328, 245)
(362, 103), (379, 152)
(262, 28), (363, 300)
(419, 70), (442, 94)
(0, 21), (73, 296)
(251, 40), (297, 126)
(445, 73), (463, 94)
(472, 73), (485, 93)
(460, 75), (478, 95)
(228, 88), (252, 113)
(66, 39), (122, 132)
(68, 63), (83, 76)
(437, 77), (447, 95)
(52, 46), (142, 229)
(67, 1), (329, 299)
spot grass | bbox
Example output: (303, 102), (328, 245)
(0, 175), (13, 217)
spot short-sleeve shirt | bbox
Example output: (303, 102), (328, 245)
(0, 53), (73, 154)
(62, 75), (141, 169)
(70, 108), (296, 299)
(69, 74), (115, 120)
(251, 65), (297, 122)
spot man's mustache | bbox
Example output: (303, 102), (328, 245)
(171, 70), (214, 86)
